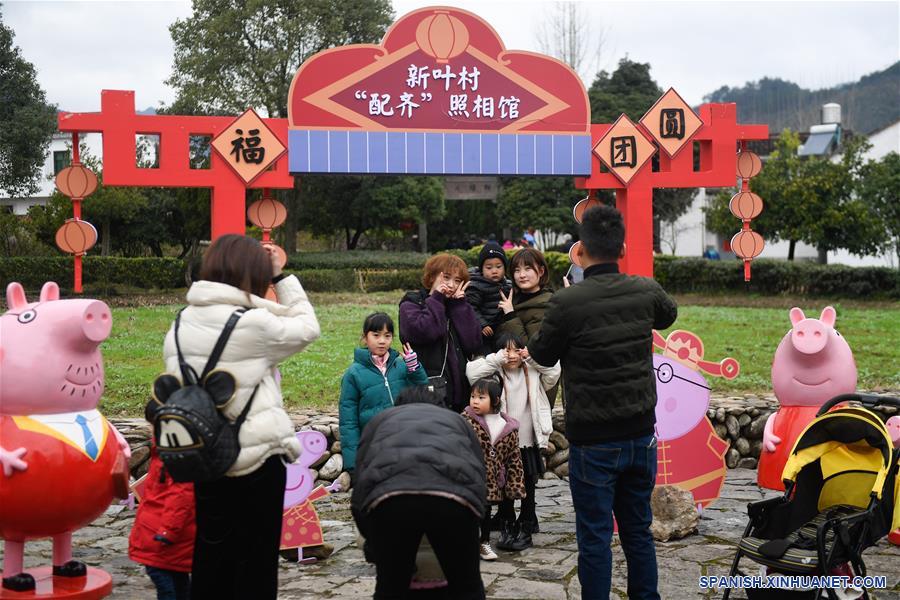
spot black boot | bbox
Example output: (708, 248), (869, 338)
(495, 520), (519, 551)
(509, 520), (535, 551)
(53, 560), (87, 578)
(3, 573), (35, 592)
(489, 511), (505, 531)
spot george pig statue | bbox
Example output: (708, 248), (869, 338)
(0, 282), (130, 596)
(279, 430), (340, 563)
(757, 307), (857, 491)
(652, 330), (739, 511)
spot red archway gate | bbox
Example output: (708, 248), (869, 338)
(57, 6), (768, 279)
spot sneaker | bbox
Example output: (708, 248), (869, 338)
(479, 542), (498, 561)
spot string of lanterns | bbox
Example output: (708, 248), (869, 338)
(54, 133), (99, 293)
(730, 144), (765, 281)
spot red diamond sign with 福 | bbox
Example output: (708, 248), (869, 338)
(212, 109), (285, 184)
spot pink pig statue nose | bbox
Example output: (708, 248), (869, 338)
(82, 300), (112, 343)
(791, 320), (828, 355)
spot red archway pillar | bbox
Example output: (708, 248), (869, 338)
(210, 153), (250, 238)
(616, 170), (654, 278)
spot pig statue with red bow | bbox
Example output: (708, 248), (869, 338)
(0, 282), (130, 596)
(757, 307), (857, 491)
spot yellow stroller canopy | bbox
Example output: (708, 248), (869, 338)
(781, 405), (898, 530)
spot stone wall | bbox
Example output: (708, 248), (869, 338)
(119, 394), (898, 488)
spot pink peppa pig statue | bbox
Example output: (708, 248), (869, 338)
(652, 330), (739, 510)
(279, 430), (340, 563)
(0, 282), (130, 597)
(757, 307), (857, 491)
(887, 416), (900, 547)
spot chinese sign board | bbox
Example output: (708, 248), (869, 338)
(287, 7), (592, 176)
(639, 88), (703, 158)
(592, 114), (656, 186)
(212, 108), (286, 184)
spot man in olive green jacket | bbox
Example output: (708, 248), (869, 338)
(527, 205), (677, 600)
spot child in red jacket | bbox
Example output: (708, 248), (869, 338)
(128, 449), (195, 600)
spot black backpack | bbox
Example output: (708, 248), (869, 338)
(146, 308), (257, 482)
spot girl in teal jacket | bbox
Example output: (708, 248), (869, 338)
(339, 312), (428, 472)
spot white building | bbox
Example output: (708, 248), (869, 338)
(665, 105), (899, 267)
(0, 130), (103, 215)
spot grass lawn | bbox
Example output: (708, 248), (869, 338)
(99, 292), (900, 416)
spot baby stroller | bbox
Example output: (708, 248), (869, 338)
(724, 393), (900, 600)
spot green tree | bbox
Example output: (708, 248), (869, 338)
(166, 0), (394, 252)
(705, 131), (887, 261)
(587, 58), (695, 249)
(495, 177), (584, 243)
(858, 151), (900, 266)
(588, 58), (661, 124)
(0, 8), (57, 197)
(299, 175), (444, 249)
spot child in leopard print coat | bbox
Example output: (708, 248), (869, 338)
(462, 377), (525, 560)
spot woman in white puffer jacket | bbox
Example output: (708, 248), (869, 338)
(161, 234), (320, 600)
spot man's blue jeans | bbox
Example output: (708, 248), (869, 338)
(569, 434), (659, 600)
(146, 566), (190, 600)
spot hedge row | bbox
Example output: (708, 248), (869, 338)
(286, 251), (429, 271)
(0, 257), (186, 292)
(285, 268), (422, 293)
(653, 257), (900, 298)
(2, 255), (897, 298)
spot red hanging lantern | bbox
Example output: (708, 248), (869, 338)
(55, 164), (98, 199)
(728, 192), (764, 222)
(573, 196), (603, 224)
(261, 241), (287, 270)
(247, 197), (287, 230)
(568, 241), (584, 267)
(55, 219), (98, 256)
(730, 230), (764, 281)
(415, 11), (469, 63)
(736, 151), (762, 179)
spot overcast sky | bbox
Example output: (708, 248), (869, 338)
(3, 0), (898, 114)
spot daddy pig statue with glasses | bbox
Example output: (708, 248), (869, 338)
(0, 282), (130, 593)
(651, 330), (739, 511)
(757, 307), (857, 491)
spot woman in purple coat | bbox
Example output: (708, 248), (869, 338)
(399, 254), (483, 412)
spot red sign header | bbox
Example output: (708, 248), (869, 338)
(288, 7), (589, 134)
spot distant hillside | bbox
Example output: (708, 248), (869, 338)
(703, 61), (900, 135)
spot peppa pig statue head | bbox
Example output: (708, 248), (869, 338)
(886, 416), (900, 448)
(771, 307), (857, 408)
(0, 282), (112, 415)
(283, 430), (329, 509)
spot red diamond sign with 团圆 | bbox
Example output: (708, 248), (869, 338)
(640, 88), (703, 159)
(593, 114), (656, 186)
(212, 109), (286, 184)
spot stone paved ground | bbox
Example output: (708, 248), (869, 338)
(3, 469), (898, 599)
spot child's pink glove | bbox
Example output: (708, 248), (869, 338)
(402, 342), (419, 373)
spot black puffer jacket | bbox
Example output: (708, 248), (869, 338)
(465, 267), (512, 329)
(351, 403), (487, 537)
(528, 263), (678, 445)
